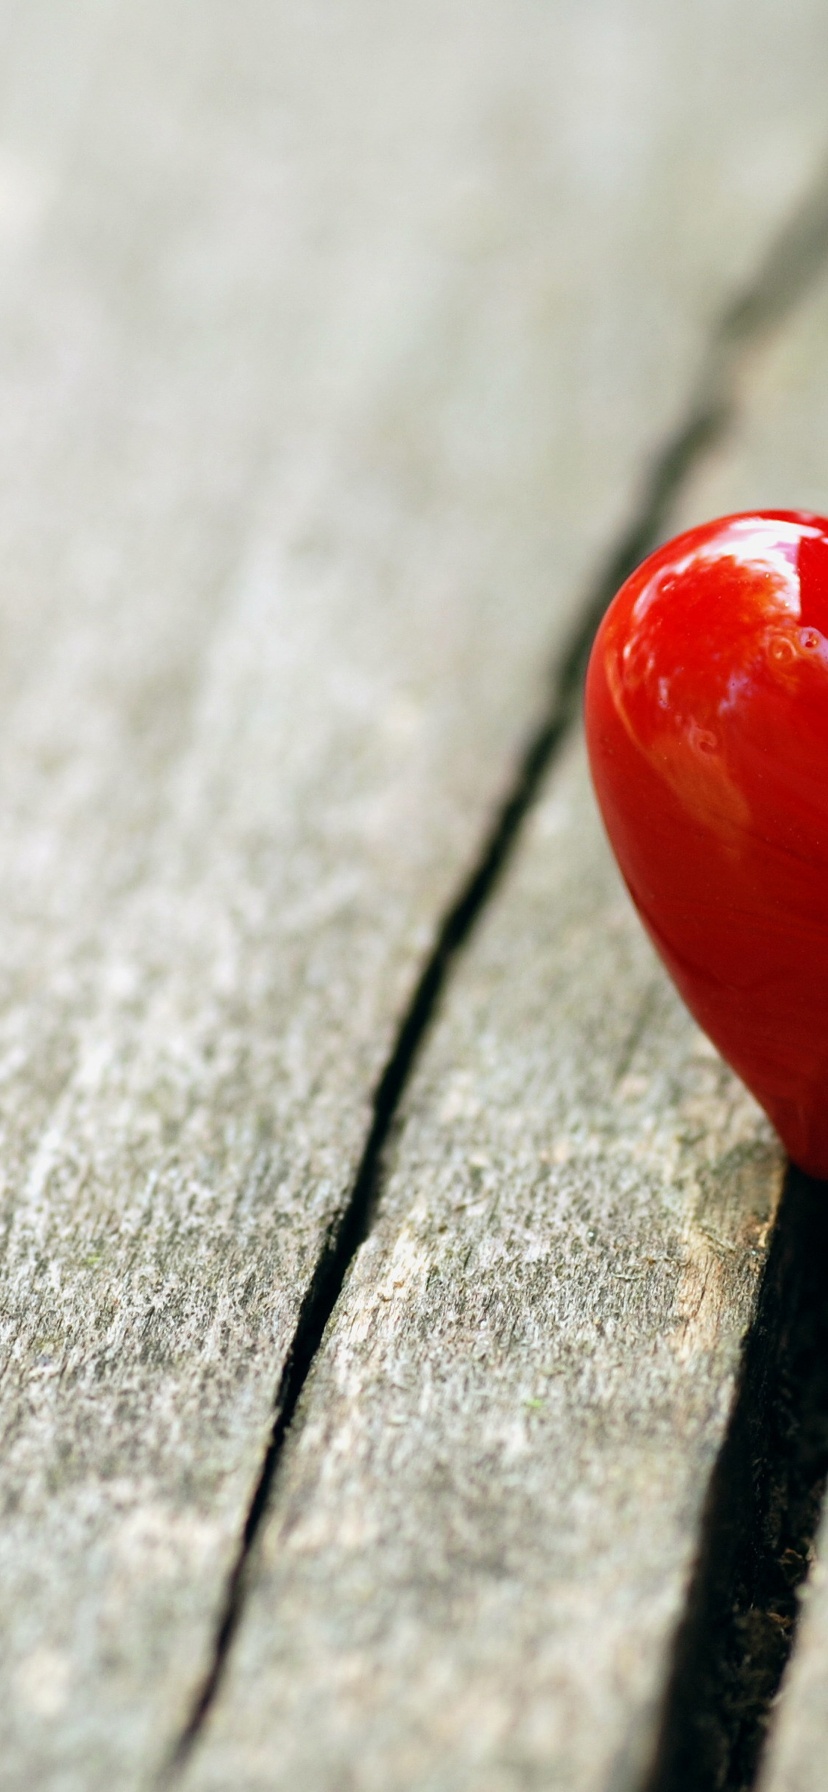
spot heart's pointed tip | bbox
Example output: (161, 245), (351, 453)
(784, 1154), (828, 1197)
(787, 1154), (828, 1186)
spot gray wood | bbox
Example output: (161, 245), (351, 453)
(188, 725), (781, 1792)
(672, 289), (828, 1792)
(0, 1), (825, 1787)
(187, 157), (828, 1792)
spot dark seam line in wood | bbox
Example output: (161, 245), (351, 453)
(161, 156), (828, 1785)
(640, 1166), (828, 1792)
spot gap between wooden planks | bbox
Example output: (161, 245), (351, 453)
(677, 258), (828, 1792)
(178, 157), (828, 1792)
(183, 255), (828, 1792)
(0, 2), (826, 1789)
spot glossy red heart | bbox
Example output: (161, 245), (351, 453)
(585, 509), (828, 1179)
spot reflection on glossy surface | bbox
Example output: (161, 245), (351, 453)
(585, 509), (828, 1177)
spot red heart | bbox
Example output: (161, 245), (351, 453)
(585, 510), (828, 1178)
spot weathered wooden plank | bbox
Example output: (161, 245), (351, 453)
(185, 180), (828, 1792)
(0, 1), (826, 1786)
(670, 293), (828, 1792)
(187, 727), (782, 1792)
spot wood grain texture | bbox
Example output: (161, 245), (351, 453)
(673, 284), (828, 1792)
(191, 244), (828, 1792)
(188, 724), (782, 1792)
(0, 0), (826, 1786)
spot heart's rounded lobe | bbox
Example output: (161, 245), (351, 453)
(585, 509), (828, 1178)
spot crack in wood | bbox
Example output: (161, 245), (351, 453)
(641, 1166), (828, 1792)
(162, 155), (828, 1784)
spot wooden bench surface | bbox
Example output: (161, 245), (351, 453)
(3, 3), (828, 1788)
